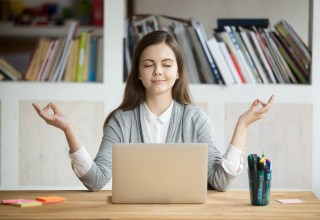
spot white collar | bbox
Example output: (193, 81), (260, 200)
(144, 100), (174, 124)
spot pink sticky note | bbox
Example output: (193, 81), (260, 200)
(276, 199), (305, 204)
(1, 199), (35, 204)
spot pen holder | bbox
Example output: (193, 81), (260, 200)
(248, 169), (272, 206)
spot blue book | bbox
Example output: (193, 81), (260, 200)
(88, 36), (97, 82)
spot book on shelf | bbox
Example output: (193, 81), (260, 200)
(20, 19), (103, 83)
(25, 37), (52, 81)
(206, 37), (236, 85)
(51, 20), (79, 82)
(0, 58), (23, 81)
(238, 27), (269, 84)
(125, 15), (311, 85)
(190, 17), (222, 84)
(274, 20), (311, 74)
(271, 31), (307, 84)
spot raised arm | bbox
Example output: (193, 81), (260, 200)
(230, 95), (275, 150)
(32, 102), (81, 153)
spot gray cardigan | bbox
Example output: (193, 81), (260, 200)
(79, 101), (235, 191)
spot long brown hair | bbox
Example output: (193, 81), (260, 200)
(104, 30), (193, 127)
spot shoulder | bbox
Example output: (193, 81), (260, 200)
(106, 106), (139, 129)
(182, 103), (208, 120)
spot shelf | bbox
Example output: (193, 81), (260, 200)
(189, 83), (315, 104)
(0, 23), (103, 38)
(0, 81), (108, 101)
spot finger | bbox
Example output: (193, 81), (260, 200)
(32, 103), (42, 114)
(50, 102), (61, 115)
(266, 95), (275, 105)
(42, 103), (52, 113)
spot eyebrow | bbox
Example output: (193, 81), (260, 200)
(141, 58), (174, 62)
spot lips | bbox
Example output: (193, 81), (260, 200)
(152, 79), (166, 83)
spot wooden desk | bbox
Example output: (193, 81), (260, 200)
(0, 190), (319, 219)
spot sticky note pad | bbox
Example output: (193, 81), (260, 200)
(36, 196), (66, 204)
(11, 201), (42, 207)
(1, 199), (42, 207)
(276, 199), (305, 204)
(1, 199), (35, 205)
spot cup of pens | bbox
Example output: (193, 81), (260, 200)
(247, 153), (272, 206)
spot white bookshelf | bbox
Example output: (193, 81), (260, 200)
(0, 0), (319, 199)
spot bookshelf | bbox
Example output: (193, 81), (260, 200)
(0, 0), (319, 199)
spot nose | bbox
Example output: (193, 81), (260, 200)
(153, 65), (162, 76)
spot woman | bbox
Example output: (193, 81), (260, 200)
(33, 30), (274, 192)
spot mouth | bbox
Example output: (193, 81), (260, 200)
(152, 80), (166, 84)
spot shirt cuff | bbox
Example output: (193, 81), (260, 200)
(222, 144), (244, 176)
(69, 146), (93, 177)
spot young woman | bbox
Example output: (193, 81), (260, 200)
(33, 30), (274, 192)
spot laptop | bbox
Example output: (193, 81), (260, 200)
(112, 143), (208, 204)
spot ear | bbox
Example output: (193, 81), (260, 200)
(176, 73), (179, 79)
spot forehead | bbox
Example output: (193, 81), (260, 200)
(140, 42), (176, 61)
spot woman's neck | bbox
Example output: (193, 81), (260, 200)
(145, 95), (173, 116)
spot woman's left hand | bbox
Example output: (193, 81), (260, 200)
(238, 95), (275, 129)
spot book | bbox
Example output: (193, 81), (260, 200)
(255, 28), (285, 83)
(88, 36), (98, 82)
(51, 20), (79, 82)
(238, 27), (269, 84)
(92, 0), (103, 26)
(217, 41), (243, 84)
(76, 31), (88, 82)
(63, 38), (78, 81)
(25, 37), (52, 81)
(271, 32), (306, 84)
(37, 40), (55, 81)
(187, 26), (215, 84)
(173, 21), (201, 84)
(274, 20), (311, 72)
(48, 38), (66, 81)
(248, 30), (277, 83)
(220, 27), (255, 84)
(231, 26), (262, 84)
(0, 58), (23, 80)
(263, 30), (297, 84)
(82, 31), (92, 82)
(95, 36), (104, 83)
(206, 37), (236, 85)
(38, 39), (59, 81)
(191, 18), (222, 84)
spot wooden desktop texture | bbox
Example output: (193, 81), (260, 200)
(0, 190), (319, 219)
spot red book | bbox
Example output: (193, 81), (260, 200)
(230, 53), (245, 83)
(92, 0), (103, 26)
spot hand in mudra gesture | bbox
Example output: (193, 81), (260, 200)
(238, 95), (275, 129)
(32, 102), (71, 132)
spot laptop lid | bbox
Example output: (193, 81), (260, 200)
(112, 143), (208, 204)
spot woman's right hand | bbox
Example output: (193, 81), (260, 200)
(32, 102), (71, 132)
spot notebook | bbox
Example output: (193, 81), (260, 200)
(112, 143), (208, 204)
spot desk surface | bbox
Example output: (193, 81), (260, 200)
(0, 190), (319, 219)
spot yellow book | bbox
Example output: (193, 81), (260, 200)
(63, 38), (77, 81)
(76, 32), (87, 82)
(82, 31), (92, 82)
(71, 37), (80, 81)
(0, 58), (23, 80)
(25, 38), (51, 81)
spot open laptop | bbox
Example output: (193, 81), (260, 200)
(112, 143), (208, 204)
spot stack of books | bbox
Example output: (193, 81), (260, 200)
(124, 15), (311, 85)
(23, 20), (103, 83)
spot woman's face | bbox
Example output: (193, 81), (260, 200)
(139, 42), (179, 98)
